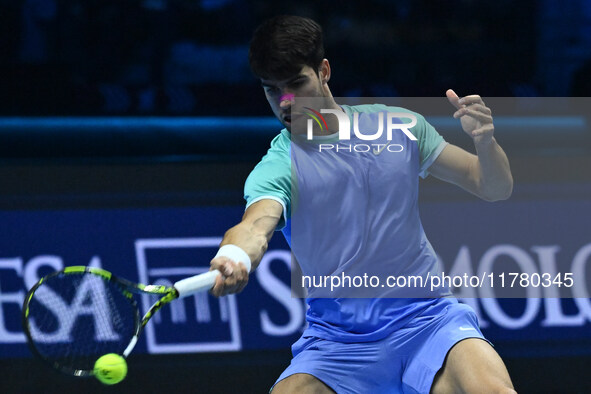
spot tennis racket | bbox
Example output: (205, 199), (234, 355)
(21, 265), (220, 377)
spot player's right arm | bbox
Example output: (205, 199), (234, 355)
(209, 199), (283, 297)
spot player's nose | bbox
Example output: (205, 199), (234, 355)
(279, 93), (294, 110)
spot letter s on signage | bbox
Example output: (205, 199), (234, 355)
(24, 255), (64, 290)
(256, 250), (305, 336)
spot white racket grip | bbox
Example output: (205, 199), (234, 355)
(174, 269), (221, 298)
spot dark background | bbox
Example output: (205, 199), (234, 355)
(1, 0), (591, 118)
(0, 1), (590, 393)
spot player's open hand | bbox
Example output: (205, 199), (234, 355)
(446, 89), (494, 145)
(209, 256), (249, 297)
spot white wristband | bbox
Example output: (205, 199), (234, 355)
(214, 244), (252, 272)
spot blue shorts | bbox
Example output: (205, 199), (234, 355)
(272, 301), (489, 393)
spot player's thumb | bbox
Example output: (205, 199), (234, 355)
(210, 257), (234, 276)
(446, 89), (461, 109)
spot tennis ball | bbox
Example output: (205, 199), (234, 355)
(93, 353), (127, 385)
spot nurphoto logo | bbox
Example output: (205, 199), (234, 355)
(305, 109), (418, 154)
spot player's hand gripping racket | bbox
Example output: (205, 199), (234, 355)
(21, 265), (220, 377)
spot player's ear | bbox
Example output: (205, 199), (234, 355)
(319, 59), (331, 84)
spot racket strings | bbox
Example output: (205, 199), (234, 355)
(25, 272), (137, 373)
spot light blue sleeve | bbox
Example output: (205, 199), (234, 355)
(244, 132), (291, 229)
(413, 113), (447, 178)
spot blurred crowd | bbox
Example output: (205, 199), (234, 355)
(0, 0), (588, 116)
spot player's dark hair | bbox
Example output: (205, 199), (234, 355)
(249, 15), (325, 80)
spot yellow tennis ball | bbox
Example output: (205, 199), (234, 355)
(93, 353), (127, 385)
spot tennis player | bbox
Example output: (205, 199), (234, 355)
(209, 15), (516, 393)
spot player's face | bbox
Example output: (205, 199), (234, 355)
(260, 65), (327, 132)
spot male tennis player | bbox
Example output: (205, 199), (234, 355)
(209, 15), (516, 393)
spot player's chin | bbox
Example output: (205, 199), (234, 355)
(283, 114), (309, 134)
(281, 119), (292, 132)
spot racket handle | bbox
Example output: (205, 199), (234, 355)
(174, 269), (221, 298)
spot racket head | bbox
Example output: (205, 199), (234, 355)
(21, 266), (143, 377)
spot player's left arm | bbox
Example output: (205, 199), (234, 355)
(428, 89), (513, 202)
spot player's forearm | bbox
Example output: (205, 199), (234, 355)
(473, 137), (513, 201)
(220, 214), (278, 271)
(209, 200), (282, 297)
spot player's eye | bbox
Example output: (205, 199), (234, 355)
(264, 86), (279, 95)
(289, 79), (305, 89)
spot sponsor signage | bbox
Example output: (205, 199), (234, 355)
(1, 198), (590, 358)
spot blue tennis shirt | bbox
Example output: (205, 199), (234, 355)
(245, 103), (453, 343)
